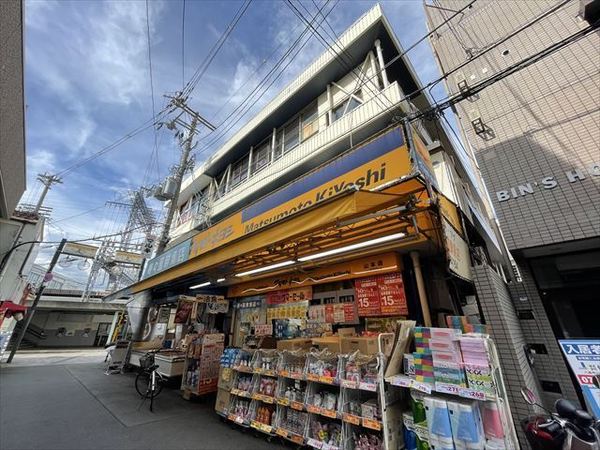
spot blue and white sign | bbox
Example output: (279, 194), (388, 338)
(559, 340), (600, 386)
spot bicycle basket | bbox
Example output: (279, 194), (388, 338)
(139, 353), (155, 370)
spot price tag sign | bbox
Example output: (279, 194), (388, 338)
(362, 418), (382, 431)
(307, 438), (323, 449)
(276, 428), (288, 438)
(321, 408), (337, 419)
(278, 397), (290, 406)
(290, 434), (304, 445)
(435, 382), (461, 396)
(343, 413), (361, 425)
(306, 373), (320, 382)
(319, 375), (335, 385)
(235, 416), (244, 424)
(459, 387), (487, 401)
(413, 423), (429, 440)
(411, 380), (433, 394)
(389, 374), (412, 388)
(307, 405), (321, 414)
(359, 381), (377, 392)
(341, 379), (359, 389)
(291, 401), (304, 411)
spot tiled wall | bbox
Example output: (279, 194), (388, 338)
(425, 0), (600, 251)
(508, 260), (580, 407)
(472, 264), (540, 448)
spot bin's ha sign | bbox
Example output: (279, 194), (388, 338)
(355, 273), (408, 317)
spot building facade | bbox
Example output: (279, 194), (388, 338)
(425, 0), (600, 412)
(105, 5), (559, 444)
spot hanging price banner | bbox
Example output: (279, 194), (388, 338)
(355, 273), (408, 317)
(355, 277), (382, 317)
(378, 272), (408, 315)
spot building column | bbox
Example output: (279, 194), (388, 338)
(472, 263), (542, 448)
(374, 39), (389, 89)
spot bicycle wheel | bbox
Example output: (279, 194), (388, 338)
(135, 371), (164, 398)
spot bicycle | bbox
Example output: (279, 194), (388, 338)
(135, 351), (164, 412)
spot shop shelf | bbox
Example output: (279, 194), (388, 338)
(250, 420), (275, 435)
(230, 388), (252, 398)
(275, 427), (305, 445)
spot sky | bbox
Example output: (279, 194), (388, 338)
(22, 0), (455, 284)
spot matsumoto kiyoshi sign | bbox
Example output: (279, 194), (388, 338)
(187, 126), (412, 258)
(495, 163), (600, 203)
(142, 127), (415, 280)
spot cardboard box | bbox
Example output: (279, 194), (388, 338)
(311, 336), (342, 353)
(218, 367), (234, 391)
(341, 336), (380, 355)
(214, 388), (231, 414)
(276, 338), (313, 351)
(337, 327), (356, 337)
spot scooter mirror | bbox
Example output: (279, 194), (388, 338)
(520, 387), (537, 405)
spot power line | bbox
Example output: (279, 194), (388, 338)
(143, 0), (160, 189)
(181, 0), (186, 90)
(191, 0), (337, 156)
(181, 0), (253, 99)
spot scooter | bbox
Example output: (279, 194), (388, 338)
(520, 387), (600, 450)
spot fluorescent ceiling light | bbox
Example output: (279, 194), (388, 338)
(190, 281), (211, 289)
(235, 260), (295, 277)
(298, 233), (406, 262)
(216, 278), (226, 283)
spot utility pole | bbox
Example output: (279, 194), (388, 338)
(155, 95), (215, 255)
(34, 173), (62, 213)
(6, 238), (67, 363)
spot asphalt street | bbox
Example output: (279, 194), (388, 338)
(0, 351), (285, 450)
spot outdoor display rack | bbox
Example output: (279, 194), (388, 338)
(218, 335), (399, 450)
(386, 332), (519, 450)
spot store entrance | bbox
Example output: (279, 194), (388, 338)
(529, 249), (600, 339)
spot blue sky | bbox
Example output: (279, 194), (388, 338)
(23, 0), (453, 281)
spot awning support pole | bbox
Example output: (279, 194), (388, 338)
(374, 39), (390, 89)
(410, 250), (432, 327)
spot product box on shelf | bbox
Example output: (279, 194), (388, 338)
(215, 388), (231, 414)
(312, 336), (342, 353)
(277, 338), (314, 351)
(341, 336), (379, 355)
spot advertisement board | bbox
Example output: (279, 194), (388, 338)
(266, 286), (312, 305)
(442, 218), (473, 281)
(355, 272), (408, 317)
(559, 340), (600, 386)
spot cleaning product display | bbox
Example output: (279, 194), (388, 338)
(310, 389), (338, 410)
(220, 347), (241, 368)
(282, 379), (306, 402)
(231, 398), (252, 421)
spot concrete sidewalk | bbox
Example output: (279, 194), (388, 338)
(0, 362), (285, 450)
(1, 348), (107, 366)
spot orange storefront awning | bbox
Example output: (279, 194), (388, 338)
(130, 189), (417, 294)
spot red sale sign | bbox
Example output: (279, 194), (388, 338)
(355, 277), (382, 317)
(355, 273), (408, 317)
(378, 273), (408, 315)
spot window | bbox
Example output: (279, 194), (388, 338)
(301, 101), (319, 140)
(332, 91), (362, 122)
(229, 155), (249, 188)
(273, 129), (283, 161)
(252, 139), (271, 174)
(283, 118), (300, 153)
